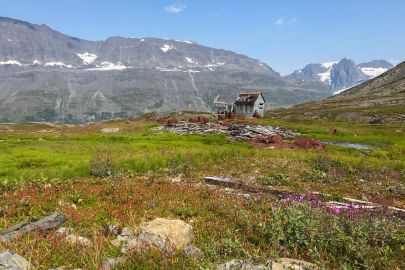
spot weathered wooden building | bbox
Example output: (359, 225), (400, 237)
(234, 92), (265, 117)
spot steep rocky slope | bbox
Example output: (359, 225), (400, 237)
(0, 16), (331, 122)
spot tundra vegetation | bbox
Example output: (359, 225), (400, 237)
(0, 112), (404, 269)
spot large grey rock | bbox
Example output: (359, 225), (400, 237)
(0, 251), (31, 270)
(122, 218), (193, 254)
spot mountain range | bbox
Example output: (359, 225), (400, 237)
(275, 60), (405, 123)
(285, 58), (394, 92)
(0, 16), (396, 123)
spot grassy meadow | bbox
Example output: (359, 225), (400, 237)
(0, 114), (404, 269)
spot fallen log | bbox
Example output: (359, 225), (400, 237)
(0, 212), (67, 241)
(203, 176), (238, 188)
(202, 176), (405, 217)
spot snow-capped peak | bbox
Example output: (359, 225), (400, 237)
(321, 61), (338, 69)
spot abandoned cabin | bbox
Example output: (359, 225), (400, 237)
(213, 92), (265, 118)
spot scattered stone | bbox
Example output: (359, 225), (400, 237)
(104, 224), (120, 236)
(216, 259), (269, 270)
(101, 258), (118, 270)
(217, 258), (316, 270)
(65, 234), (91, 246)
(110, 238), (121, 247)
(49, 267), (67, 270)
(56, 227), (91, 246)
(56, 227), (74, 236)
(100, 127), (120, 133)
(369, 117), (384, 124)
(0, 212), (67, 242)
(122, 218), (193, 254)
(111, 227), (134, 247)
(120, 227), (133, 237)
(0, 251), (31, 270)
(169, 174), (182, 183)
(183, 244), (203, 258)
(278, 258), (316, 269)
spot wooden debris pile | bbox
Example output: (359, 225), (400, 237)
(152, 121), (300, 142)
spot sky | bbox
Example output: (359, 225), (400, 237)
(1, 0), (405, 74)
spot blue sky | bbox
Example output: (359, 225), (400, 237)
(2, 0), (404, 74)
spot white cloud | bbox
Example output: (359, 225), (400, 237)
(275, 17), (297, 26)
(275, 17), (284, 26)
(165, 3), (186, 13)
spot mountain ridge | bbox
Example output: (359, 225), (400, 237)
(0, 16), (334, 123)
(273, 61), (405, 123)
(285, 58), (394, 91)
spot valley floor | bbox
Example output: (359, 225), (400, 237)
(0, 114), (404, 269)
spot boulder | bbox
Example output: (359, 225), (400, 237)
(0, 251), (31, 270)
(122, 218), (193, 254)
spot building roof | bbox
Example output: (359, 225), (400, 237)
(234, 92), (264, 105)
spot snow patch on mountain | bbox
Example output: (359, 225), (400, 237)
(318, 70), (331, 83)
(333, 87), (349, 95)
(0, 60), (23, 66)
(77, 52), (97, 65)
(360, 67), (388, 77)
(86, 62), (127, 71)
(45, 62), (73, 68)
(161, 44), (174, 53)
(176, 40), (193, 44)
(185, 57), (196, 64)
(321, 61), (338, 69)
(156, 67), (181, 72)
(318, 61), (337, 84)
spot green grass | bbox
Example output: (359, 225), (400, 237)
(0, 117), (404, 269)
(0, 118), (404, 206)
(0, 131), (251, 186)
